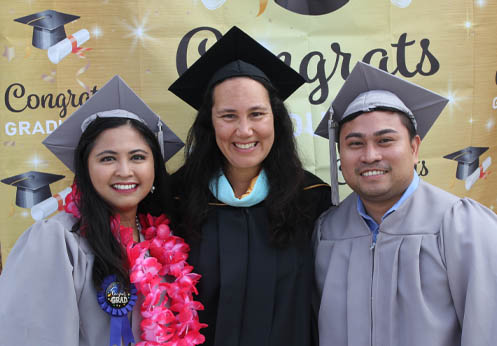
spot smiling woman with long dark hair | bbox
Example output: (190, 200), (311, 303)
(169, 27), (332, 346)
(0, 76), (206, 346)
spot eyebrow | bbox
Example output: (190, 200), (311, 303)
(95, 149), (149, 157)
(344, 128), (398, 140)
(215, 105), (270, 114)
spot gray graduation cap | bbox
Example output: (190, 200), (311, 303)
(43, 75), (184, 172)
(315, 61), (448, 205)
(168, 26), (305, 110)
(14, 10), (80, 49)
(443, 146), (489, 180)
(1, 171), (64, 208)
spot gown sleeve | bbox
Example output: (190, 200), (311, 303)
(0, 215), (88, 346)
(440, 198), (497, 346)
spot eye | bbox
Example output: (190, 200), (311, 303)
(131, 154), (147, 161)
(220, 113), (236, 119)
(251, 111), (263, 117)
(378, 137), (394, 144)
(99, 156), (115, 162)
(347, 140), (363, 148)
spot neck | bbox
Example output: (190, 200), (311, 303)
(118, 209), (140, 242)
(225, 166), (260, 198)
(360, 199), (394, 225)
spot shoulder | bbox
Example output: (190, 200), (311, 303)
(302, 170), (330, 190)
(315, 192), (364, 239)
(417, 180), (460, 207)
(9, 211), (91, 261)
(441, 194), (497, 231)
(301, 170), (331, 201)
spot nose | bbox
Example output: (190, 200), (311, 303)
(361, 144), (382, 163)
(236, 117), (253, 137)
(116, 160), (132, 177)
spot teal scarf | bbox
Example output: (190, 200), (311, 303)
(209, 170), (269, 207)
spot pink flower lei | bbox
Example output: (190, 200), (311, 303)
(65, 183), (207, 345)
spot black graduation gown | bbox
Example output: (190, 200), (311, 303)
(175, 171), (330, 346)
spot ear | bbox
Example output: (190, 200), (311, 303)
(411, 135), (421, 164)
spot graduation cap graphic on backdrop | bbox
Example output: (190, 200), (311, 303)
(43, 75), (184, 172)
(274, 0), (349, 15)
(444, 146), (489, 180)
(1, 171), (64, 208)
(14, 10), (80, 49)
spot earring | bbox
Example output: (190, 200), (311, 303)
(150, 185), (156, 194)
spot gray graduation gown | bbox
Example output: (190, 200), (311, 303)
(314, 180), (497, 346)
(0, 212), (142, 346)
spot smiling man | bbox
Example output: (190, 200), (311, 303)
(314, 62), (497, 346)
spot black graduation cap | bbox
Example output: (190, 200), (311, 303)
(168, 26), (305, 110)
(274, 0), (349, 15)
(443, 146), (489, 180)
(1, 171), (65, 208)
(14, 10), (80, 49)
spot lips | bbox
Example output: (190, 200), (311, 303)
(112, 183), (137, 190)
(360, 170), (387, 177)
(234, 142), (257, 149)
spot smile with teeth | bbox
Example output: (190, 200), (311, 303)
(361, 170), (387, 177)
(234, 142), (257, 149)
(112, 183), (137, 190)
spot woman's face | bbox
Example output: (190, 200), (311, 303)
(87, 124), (155, 217)
(211, 77), (275, 179)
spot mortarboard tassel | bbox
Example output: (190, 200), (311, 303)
(327, 106), (340, 206)
(157, 120), (164, 158)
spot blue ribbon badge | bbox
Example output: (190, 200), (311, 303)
(97, 275), (138, 346)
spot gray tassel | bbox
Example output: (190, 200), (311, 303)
(157, 120), (164, 158)
(327, 107), (340, 206)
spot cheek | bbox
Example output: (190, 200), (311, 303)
(88, 160), (101, 186)
(261, 120), (275, 146)
(213, 123), (231, 147)
(338, 151), (357, 179)
(144, 162), (155, 186)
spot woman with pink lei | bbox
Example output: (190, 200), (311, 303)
(0, 76), (206, 346)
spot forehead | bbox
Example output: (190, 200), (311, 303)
(212, 77), (269, 105)
(92, 124), (148, 148)
(339, 111), (409, 137)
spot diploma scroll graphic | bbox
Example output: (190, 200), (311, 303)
(465, 157), (492, 191)
(47, 29), (90, 64)
(31, 187), (72, 220)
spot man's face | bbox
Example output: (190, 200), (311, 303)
(338, 110), (421, 209)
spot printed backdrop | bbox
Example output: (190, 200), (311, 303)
(1, 0), (496, 269)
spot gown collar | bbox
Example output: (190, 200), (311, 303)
(209, 169), (269, 207)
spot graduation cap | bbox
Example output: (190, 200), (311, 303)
(1, 171), (64, 208)
(43, 75), (184, 172)
(14, 10), (80, 50)
(315, 61), (448, 205)
(443, 146), (489, 180)
(168, 26), (305, 110)
(274, 0), (349, 15)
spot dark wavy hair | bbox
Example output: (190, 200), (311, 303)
(174, 76), (308, 246)
(71, 117), (172, 289)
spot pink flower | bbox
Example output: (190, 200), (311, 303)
(156, 223), (172, 240)
(125, 213), (206, 344)
(64, 183), (81, 219)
